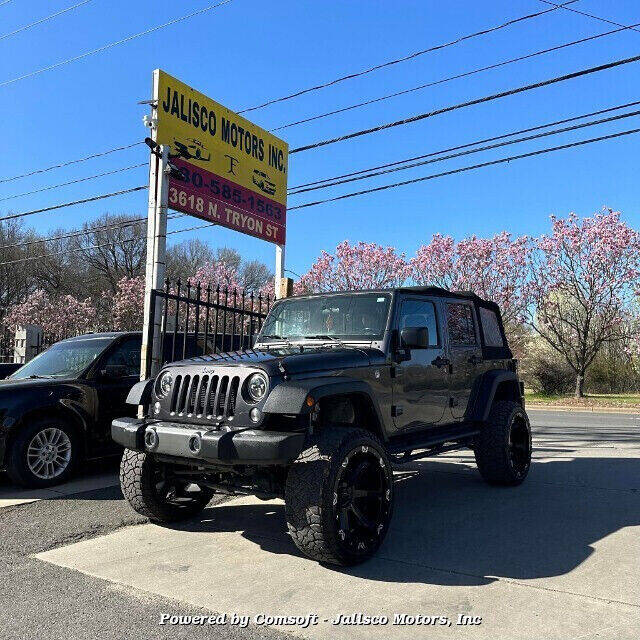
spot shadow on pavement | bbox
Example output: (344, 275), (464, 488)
(0, 458), (120, 503)
(170, 454), (640, 587)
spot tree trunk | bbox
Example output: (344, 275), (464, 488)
(575, 374), (585, 398)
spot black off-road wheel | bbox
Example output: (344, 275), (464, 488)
(119, 449), (213, 522)
(474, 400), (532, 486)
(285, 427), (394, 566)
(6, 418), (79, 488)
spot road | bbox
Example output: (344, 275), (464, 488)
(1, 409), (639, 640)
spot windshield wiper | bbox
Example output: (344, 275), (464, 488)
(260, 334), (294, 347)
(305, 335), (371, 358)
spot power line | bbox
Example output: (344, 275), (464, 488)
(0, 218), (215, 267)
(0, 1), (14, 6)
(239, 1), (580, 114)
(0, 186), (147, 222)
(0, 163), (147, 202)
(288, 108), (640, 195)
(289, 127), (640, 211)
(0, 0), (235, 88)
(0, 213), (185, 251)
(0, 141), (144, 184)
(289, 52), (640, 154)
(275, 22), (640, 132)
(539, 0), (640, 33)
(289, 100), (640, 190)
(0, 1), (93, 42)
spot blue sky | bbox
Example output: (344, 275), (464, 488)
(1, 0), (639, 277)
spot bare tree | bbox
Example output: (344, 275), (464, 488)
(0, 220), (40, 318)
(240, 259), (272, 291)
(29, 231), (87, 298)
(215, 247), (242, 273)
(166, 239), (215, 282)
(70, 213), (146, 295)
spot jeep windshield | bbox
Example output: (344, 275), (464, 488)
(9, 336), (114, 379)
(258, 292), (391, 343)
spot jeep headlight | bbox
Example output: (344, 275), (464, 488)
(156, 371), (173, 398)
(246, 373), (268, 402)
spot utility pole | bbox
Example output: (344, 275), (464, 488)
(275, 243), (285, 299)
(140, 144), (169, 381)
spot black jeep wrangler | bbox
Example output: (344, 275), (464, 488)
(113, 287), (531, 566)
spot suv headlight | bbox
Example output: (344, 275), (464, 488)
(246, 373), (268, 402)
(155, 371), (173, 398)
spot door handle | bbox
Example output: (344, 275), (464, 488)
(468, 354), (482, 366)
(431, 355), (450, 369)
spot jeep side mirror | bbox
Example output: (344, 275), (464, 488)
(400, 327), (429, 349)
(101, 364), (128, 379)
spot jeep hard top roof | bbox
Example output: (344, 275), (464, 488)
(287, 286), (501, 312)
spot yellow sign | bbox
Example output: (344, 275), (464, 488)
(152, 70), (288, 244)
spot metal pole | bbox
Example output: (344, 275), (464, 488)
(140, 144), (169, 381)
(275, 243), (285, 299)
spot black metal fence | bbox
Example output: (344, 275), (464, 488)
(0, 327), (14, 363)
(145, 279), (272, 375)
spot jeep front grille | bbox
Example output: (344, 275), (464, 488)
(170, 374), (240, 418)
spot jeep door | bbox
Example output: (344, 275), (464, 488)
(392, 297), (449, 429)
(444, 301), (483, 420)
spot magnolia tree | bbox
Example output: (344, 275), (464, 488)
(525, 209), (640, 397)
(111, 276), (145, 331)
(410, 231), (530, 325)
(4, 289), (98, 338)
(297, 240), (409, 293)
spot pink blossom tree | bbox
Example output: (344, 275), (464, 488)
(193, 260), (241, 291)
(297, 240), (409, 293)
(110, 276), (145, 330)
(4, 290), (98, 338)
(410, 232), (530, 325)
(526, 209), (640, 397)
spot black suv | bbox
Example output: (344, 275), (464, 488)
(1, 332), (143, 487)
(114, 288), (531, 566)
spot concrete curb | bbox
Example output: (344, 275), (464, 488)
(527, 404), (640, 415)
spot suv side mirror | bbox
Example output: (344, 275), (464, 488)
(400, 327), (429, 349)
(101, 364), (128, 379)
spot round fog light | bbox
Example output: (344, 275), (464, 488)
(250, 407), (261, 423)
(144, 427), (158, 450)
(188, 434), (202, 454)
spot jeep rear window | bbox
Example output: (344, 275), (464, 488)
(446, 303), (477, 346)
(260, 293), (391, 341)
(479, 307), (504, 347)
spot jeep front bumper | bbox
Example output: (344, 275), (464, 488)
(111, 417), (306, 466)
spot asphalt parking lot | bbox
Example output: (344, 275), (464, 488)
(1, 409), (639, 640)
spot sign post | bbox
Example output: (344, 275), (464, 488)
(275, 244), (285, 298)
(140, 143), (169, 381)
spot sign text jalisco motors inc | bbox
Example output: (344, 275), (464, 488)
(153, 70), (288, 244)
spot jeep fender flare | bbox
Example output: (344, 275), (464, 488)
(263, 376), (387, 440)
(127, 378), (153, 406)
(469, 369), (523, 423)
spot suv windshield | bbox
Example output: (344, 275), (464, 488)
(9, 337), (114, 379)
(259, 293), (391, 342)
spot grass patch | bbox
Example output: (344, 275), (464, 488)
(525, 392), (640, 408)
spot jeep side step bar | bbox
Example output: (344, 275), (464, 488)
(386, 424), (480, 463)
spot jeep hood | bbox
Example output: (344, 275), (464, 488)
(168, 346), (385, 376)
